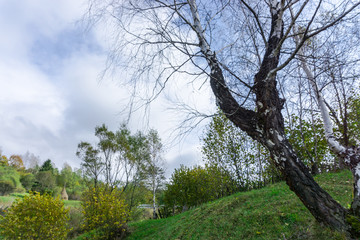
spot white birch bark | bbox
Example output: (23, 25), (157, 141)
(188, 0), (213, 58)
(293, 34), (346, 157)
(293, 28), (360, 207)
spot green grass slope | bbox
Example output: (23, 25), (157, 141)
(127, 171), (353, 240)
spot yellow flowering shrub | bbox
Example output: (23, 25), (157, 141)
(81, 186), (128, 239)
(0, 191), (70, 239)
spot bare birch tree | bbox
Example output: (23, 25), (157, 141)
(142, 129), (165, 219)
(85, 0), (360, 237)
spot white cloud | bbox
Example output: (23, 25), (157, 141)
(0, 0), (87, 58)
(0, 0), (105, 166)
(0, 61), (66, 134)
(0, 0), (215, 173)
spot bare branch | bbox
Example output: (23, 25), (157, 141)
(240, 0), (268, 47)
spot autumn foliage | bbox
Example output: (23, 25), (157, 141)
(0, 192), (70, 239)
(81, 185), (128, 239)
(8, 155), (25, 170)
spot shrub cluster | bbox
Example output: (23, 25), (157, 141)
(81, 185), (128, 239)
(0, 191), (70, 239)
(0, 165), (24, 195)
(164, 164), (237, 213)
(0, 180), (15, 196)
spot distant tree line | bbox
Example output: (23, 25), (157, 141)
(0, 150), (86, 199)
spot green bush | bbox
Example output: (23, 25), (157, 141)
(81, 185), (128, 239)
(20, 173), (35, 191)
(68, 185), (86, 200)
(0, 165), (24, 195)
(32, 170), (57, 196)
(164, 164), (237, 212)
(0, 180), (15, 196)
(0, 191), (70, 239)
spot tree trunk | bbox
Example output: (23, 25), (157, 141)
(311, 162), (319, 176)
(153, 186), (157, 219)
(188, 0), (359, 237)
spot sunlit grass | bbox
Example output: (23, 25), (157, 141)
(126, 170), (352, 240)
(64, 200), (82, 208)
(0, 196), (15, 204)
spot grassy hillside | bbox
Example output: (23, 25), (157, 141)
(127, 170), (353, 240)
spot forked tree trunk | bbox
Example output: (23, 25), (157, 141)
(187, 0), (360, 237)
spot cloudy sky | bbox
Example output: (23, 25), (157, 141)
(0, 0), (215, 176)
